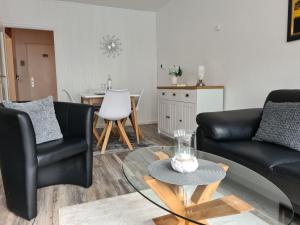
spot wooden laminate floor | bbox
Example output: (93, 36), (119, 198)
(1, 124), (300, 225)
(0, 124), (173, 225)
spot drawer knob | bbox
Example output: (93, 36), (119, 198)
(162, 92), (165, 96)
(185, 94), (189, 97)
(179, 119), (182, 122)
(166, 116), (170, 119)
(173, 93), (176, 96)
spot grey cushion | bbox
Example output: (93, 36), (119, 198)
(3, 96), (63, 144)
(253, 101), (300, 151)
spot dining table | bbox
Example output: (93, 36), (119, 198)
(81, 93), (143, 144)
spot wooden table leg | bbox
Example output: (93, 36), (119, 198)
(93, 113), (100, 142)
(144, 154), (254, 225)
(138, 127), (144, 139)
(131, 96), (141, 144)
(191, 164), (229, 205)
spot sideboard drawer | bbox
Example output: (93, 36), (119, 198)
(159, 90), (182, 101)
(158, 90), (169, 100)
(180, 90), (197, 103)
(169, 90), (181, 101)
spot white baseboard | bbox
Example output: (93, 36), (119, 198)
(138, 120), (158, 125)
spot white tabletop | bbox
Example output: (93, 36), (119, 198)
(81, 93), (140, 99)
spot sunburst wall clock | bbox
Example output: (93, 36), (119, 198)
(100, 35), (122, 58)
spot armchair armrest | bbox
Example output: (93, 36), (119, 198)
(0, 107), (38, 219)
(54, 102), (94, 145)
(54, 102), (94, 187)
(196, 108), (263, 141)
(0, 106), (37, 161)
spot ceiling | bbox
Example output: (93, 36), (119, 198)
(58, 0), (170, 11)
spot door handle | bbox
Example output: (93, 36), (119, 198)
(31, 77), (35, 88)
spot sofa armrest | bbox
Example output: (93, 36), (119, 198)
(54, 102), (94, 145)
(196, 108), (263, 141)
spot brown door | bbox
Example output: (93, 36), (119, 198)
(26, 44), (57, 100)
(0, 31), (8, 101)
(4, 33), (17, 101)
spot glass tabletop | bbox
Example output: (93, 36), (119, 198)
(122, 146), (294, 225)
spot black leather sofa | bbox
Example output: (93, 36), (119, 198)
(196, 90), (300, 215)
(0, 102), (94, 220)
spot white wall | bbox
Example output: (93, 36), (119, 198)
(0, 0), (157, 123)
(157, 0), (300, 110)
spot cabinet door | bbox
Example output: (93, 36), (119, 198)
(175, 102), (184, 130)
(158, 99), (171, 134)
(182, 103), (196, 131)
(169, 101), (177, 135)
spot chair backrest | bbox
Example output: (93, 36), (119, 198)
(99, 89), (131, 120)
(136, 89), (144, 111)
(62, 89), (75, 103)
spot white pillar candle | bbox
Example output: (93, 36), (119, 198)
(198, 65), (205, 80)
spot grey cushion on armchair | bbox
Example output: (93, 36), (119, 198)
(3, 96), (63, 144)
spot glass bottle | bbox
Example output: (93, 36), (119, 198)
(107, 74), (112, 90)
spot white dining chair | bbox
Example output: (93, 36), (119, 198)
(95, 89), (133, 154)
(62, 89), (75, 103)
(122, 89), (144, 142)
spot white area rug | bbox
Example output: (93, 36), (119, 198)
(59, 192), (166, 225)
(59, 192), (271, 225)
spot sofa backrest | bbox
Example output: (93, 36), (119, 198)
(264, 90), (300, 106)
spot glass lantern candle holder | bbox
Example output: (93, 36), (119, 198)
(172, 129), (198, 173)
(174, 129), (195, 159)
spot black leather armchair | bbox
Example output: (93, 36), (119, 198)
(0, 102), (94, 220)
(196, 90), (300, 215)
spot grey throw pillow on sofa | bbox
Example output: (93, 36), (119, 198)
(3, 96), (63, 144)
(253, 101), (300, 151)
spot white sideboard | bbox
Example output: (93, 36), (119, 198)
(157, 86), (224, 137)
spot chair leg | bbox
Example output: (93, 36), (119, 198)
(93, 114), (100, 141)
(101, 121), (113, 154)
(118, 118), (127, 143)
(122, 118), (127, 126)
(97, 121), (108, 147)
(116, 121), (125, 144)
(129, 114), (140, 144)
(117, 120), (133, 150)
(111, 126), (118, 136)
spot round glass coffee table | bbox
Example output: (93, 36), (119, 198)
(122, 146), (294, 225)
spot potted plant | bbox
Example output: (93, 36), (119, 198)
(169, 65), (182, 85)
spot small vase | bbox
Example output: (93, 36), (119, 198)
(171, 76), (178, 85)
